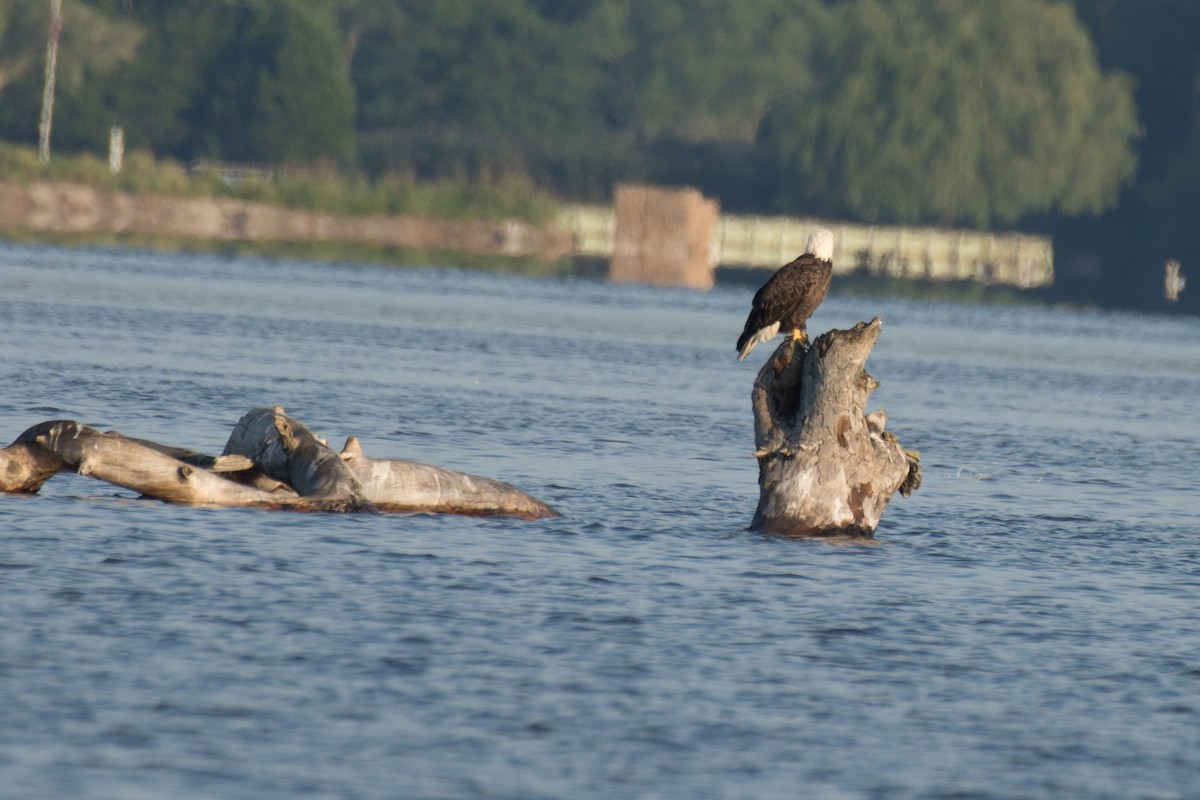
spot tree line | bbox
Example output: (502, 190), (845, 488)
(0, 0), (1196, 312)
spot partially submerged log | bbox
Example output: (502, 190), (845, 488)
(750, 318), (920, 537)
(0, 420), (311, 509)
(0, 407), (559, 519)
(0, 422), (69, 494)
(223, 407), (373, 512)
(340, 436), (558, 519)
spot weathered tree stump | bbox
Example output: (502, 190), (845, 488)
(0, 406), (559, 519)
(750, 318), (920, 537)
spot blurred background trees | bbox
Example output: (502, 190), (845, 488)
(757, 0), (1138, 229)
(0, 0), (141, 150)
(1066, 0), (1200, 308)
(0, 0), (1196, 312)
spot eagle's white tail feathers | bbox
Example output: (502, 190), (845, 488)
(737, 321), (781, 361)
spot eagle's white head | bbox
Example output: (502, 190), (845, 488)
(807, 228), (834, 262)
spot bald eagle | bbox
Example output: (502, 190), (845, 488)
(736, 228), (834, 361)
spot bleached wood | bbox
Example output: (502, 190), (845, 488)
(0, 422), (68, 493)
(0, 421), (310, 507)
(340, 436), (559, 520)
(750, 318), (921, 537)
(222, 407), (373, 511)
(2, 408), (559, 519)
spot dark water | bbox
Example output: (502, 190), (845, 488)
(1, 243), (1198, 799)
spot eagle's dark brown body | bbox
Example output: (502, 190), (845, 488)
(736, 250), (833, 361)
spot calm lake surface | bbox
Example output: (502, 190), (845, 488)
(1, 242), (1198, 799)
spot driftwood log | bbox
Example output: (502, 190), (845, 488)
(0, 406), (558, 520)
(750, 318), (920, 537)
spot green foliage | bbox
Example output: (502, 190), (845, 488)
(1070, 0), (1200, 310)
(1, 0), (1152, 232)
(0, 0), (52, 96)
(758, 0), (1139, 227)
(0, 137), (43, 174)
(607, 0), (819, 142)
(105, 5), (227, 156)
(0, 140), (211, 194)
(0, 140), (557, 223)
(1074, 0), (1200, 179)
(92, 1), (355, 164)
(204, 1), (355, 164)
(0, 0), (143, 151)
(0, 0), (142, 94)
(351, 0), (606, 137)
(349, 0), (822, 145)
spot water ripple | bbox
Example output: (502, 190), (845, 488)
(1, 243), (1198, 799)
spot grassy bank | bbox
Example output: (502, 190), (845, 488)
(0, 225), (583, 279)
(0, 142), (581, 274)
(0, 142), (560, 223)
(0, 143), (1067, 305)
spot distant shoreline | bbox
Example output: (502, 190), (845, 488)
(0, 179), (575, 271)
(0, 177), (1059, 305)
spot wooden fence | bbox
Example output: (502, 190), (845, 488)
(557, 203), (1053, 289)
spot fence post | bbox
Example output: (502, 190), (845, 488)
(109, 126), (124, 173)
